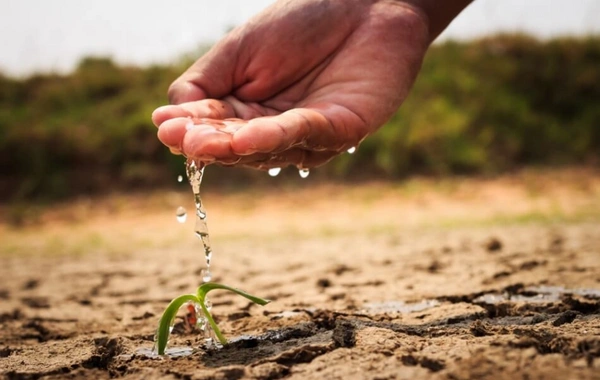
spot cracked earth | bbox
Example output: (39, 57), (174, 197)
(1, 168), (599, 379)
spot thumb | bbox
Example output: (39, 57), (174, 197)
(167, 38), (239, 104)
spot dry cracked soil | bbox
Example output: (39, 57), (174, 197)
(1, 167), (599, 379)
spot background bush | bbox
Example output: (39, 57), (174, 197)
(1, 34), (598, 202)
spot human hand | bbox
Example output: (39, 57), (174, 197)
(152, 0), (431, 169)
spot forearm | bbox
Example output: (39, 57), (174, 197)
(397, 0), (474, 42)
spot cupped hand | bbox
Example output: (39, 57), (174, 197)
(152, 0), (430, 169)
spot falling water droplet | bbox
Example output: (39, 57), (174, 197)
(202, 269), (212, 283)
(177, 175), (183, 183)
(299, 169), (310, 178)
(268, 167), (281, 177)
(175, 206), (187, 223)
(347, 146), (356, 154)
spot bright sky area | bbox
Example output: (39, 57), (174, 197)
(1, 0), (599, 77)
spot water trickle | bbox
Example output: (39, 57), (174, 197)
(347, 146), (356, 154)
(177, 175), (183, 183)
(185, 160), (212, 273)
(299, 168), (310, 178)
(175, 206), (187, 223)
(204, 326), (222, 349)
(196, 316), (207, 331)
(183, 159), (216, 345)
(268, 167), (281, 177)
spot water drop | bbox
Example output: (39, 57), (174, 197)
(347, 146), (356, 154)
(177, 175), (183, 183)
(136, 346), (193, 358)
(202, 269), (212, 283)
(268, 167), (281, 177)
(197, 317), (207, 331)
(299, 169), (310, 178)
(204, 299), (212, 311)
(188, 302), (207, 331)
(185, 120), (195, 131)
(175, 206), (187, 223)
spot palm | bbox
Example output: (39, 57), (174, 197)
(152, 0), (429, 169)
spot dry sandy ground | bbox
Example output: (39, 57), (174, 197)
(1, 167), (599, 380)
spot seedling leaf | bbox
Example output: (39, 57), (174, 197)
(156, 283), (270, 354)
(156, 294), (199, 355)
(196, 282), (271, 345)
(197, 282), (271, 306)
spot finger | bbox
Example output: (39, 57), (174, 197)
(157, 117), (189, 151)
(231, 107), (363, 155)
(217, 148), (338, 169)
(158, 107), (355, 166)
(182, 125), (234, 162)
(158, 116), (340, 167)
(152, 99), (237, 127)
(158, 117), (241, 158)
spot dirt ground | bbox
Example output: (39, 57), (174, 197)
(1, 167), (599, 380)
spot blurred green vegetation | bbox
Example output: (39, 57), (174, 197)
(1, 34), (599, 202)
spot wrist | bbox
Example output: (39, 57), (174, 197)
(392, 0), (473, 42)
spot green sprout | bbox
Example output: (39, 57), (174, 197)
(156, 282), (270, 355)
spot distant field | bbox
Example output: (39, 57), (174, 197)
(1, 34), (599, 201)
(2, 166), (599, 255)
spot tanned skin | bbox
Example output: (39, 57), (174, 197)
(152, 0), (473, 169)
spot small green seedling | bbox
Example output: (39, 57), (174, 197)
(156, 282), (270, 355)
